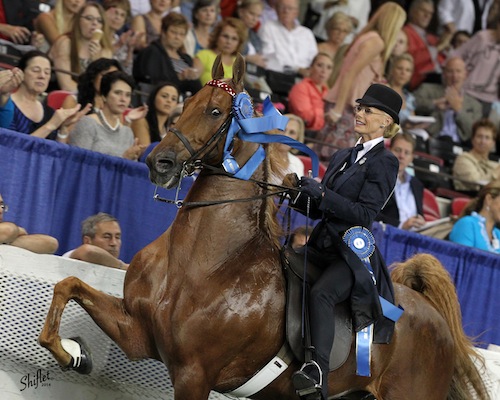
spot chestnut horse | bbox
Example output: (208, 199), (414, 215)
(39, 55), (488, 400)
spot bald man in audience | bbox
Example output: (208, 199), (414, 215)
(0, 192), (58, 254)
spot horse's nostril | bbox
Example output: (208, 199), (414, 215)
(156, 157), (175, 173)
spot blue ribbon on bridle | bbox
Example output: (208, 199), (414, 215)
(206, 80), (319, 180)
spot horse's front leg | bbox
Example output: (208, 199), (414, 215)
(39, 276), (152, 372)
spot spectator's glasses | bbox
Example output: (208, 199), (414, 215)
(80, 15), (104, 24)
(354, 105), (386, 117)
(0, 204), (8, 212)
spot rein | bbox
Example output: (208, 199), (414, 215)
(153, 162), (298, 209)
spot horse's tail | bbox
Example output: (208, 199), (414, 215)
(390, 253), (489, 400)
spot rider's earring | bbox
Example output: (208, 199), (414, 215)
(380, 125), (385, 128)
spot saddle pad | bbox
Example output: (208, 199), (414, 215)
(282, 247), (352, 371)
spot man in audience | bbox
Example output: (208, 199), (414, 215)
(375, 133), (426, 231)
(0, 192), (58, 254)
(414, 56), (483, 145)
(63, 213), (128, 270)
(403, 0), (450, 90)
(259, 0), (318, 77)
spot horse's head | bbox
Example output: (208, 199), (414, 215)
(146, 53), (247, 188)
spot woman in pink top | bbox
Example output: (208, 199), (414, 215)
(315, 2), (406, 160)
(287, 53), (333, 135)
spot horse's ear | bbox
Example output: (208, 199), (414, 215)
(212, 54), (225, 80)
(232, 53), (246, 90)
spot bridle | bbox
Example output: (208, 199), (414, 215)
(153, 81), (296, 208)
(167, 115), (233, 176)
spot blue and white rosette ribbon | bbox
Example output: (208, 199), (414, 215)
(342, 226), (404, 376)
(222, 95), (320, 180)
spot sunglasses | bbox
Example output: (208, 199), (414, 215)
(354, 105), (386, 116)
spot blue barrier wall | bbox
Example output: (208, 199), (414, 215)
(0, 129), (190, 262)
(0, 129), (499, 346)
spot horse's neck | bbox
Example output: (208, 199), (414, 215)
(169, 161), (274, 266)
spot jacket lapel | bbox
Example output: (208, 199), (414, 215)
(331, 142), (385, 190)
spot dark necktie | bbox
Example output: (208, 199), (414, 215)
(349, 143), (364, 167)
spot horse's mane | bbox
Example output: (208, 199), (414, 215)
(220, 77), (287, 249)
(263, 143), (286, 249)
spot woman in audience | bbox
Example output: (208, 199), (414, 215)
(235, 0), (266, 68)
(69, 71), (147, 160)
(194, 17), (248, 85)
(453, 119), (500, 193)
(269, 113), (305, 184)
(34, 0), (85, 46)
(0, 51), (89, 141)
(103, 0), (139, 74)
(387, 53), (416, 128)
(131, 0), (173, 50)
(133, 12), (202, 98)
(449, 180), (500, 254)
(184, 0), (220, 57)
(315, 2), (406, 160)
(63, 58), (123, 111)
(49, 2), (114, 92)
(132, 82), (180, 145)
(317, 11), (353, 61)
(287, 53), (333, 136)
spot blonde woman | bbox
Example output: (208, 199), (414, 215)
(292, 84), (402, 400)
(34, 0), (85, 46)
(49, 2), (114, 91)
(270, 113), (305, 183)
(387, 53), (416, 127)
(317, 11), (353, 60)
(315, 2), (406, 160)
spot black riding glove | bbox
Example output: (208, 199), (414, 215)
(299, 177), (324, 201)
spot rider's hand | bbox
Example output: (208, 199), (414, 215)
(299, 176), (324, 200)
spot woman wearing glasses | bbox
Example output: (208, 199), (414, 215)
(193, 17), (248, 85)
(291, 84), (402, 400)
(49, 2), (114, 91)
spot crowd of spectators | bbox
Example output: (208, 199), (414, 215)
(2, 0), (500, 257)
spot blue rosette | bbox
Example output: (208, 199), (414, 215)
(233, 92), (254, 120)
(343, 226), (375, 260)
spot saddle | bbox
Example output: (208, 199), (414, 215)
(281, 246), (352, 371)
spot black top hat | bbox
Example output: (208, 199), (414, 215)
(355, 84), (403, 124)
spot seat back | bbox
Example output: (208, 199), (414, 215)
(46, 90), (74, 110)
(423, 188), (441, 221)
(451, 197), (471, 216)
(427, 137), (468, 170)
(412, 155), (450, 191)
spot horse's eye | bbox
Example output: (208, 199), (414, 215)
(211, 108), (221, 117)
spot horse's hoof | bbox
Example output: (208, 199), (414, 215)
(60, 336), (93, 374)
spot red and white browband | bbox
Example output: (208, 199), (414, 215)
(206, 79), (236, 97)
